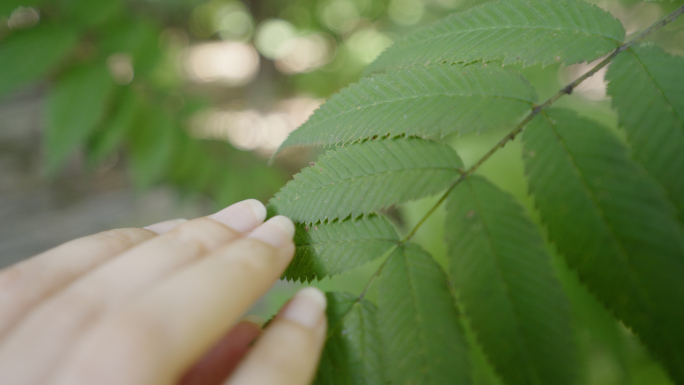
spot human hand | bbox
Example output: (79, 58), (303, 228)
(0, 200), (327, 385)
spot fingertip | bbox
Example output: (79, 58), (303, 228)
(209, 200), (267, 233)
(247, 216), (295, 248)
(281, 287), (327, 329)
(243, 200), (267, 223)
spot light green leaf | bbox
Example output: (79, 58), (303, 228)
(88, 88), (139, 165)
(270, 137), (462, 224)
(0, 25), (78, 98)
(606, 43), (684, 218)
(446, 175), (578, 385)
(377, 243), (470, 385)
(523, 108), (684, 383)
(45, 63), (114, 173)
(276, 64), (535, 153)
(128, 105), (176, 189)
(315, 292), (386, 385)
(367, 0), (625, 73)
(285, 215), (398, 282)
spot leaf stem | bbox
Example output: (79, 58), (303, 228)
(402, 3), (684, 243)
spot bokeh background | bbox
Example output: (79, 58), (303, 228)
(1, 0), (683, 383)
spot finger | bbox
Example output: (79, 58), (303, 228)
(0, 227), (156, 339)
(0, 217), (188, 338)
(145, 219), (188, 234)
(225, 288), (328, 385)
(51, 216), (295, 385)
(179, 317), (263, 385)
(0, 200), (267, 385)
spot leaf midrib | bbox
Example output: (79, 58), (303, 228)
(282, 166), (459, 206)
(304, 92), (534, 130)
(543, 112), (676, 357)
(400, 249), (433, 383)
(629, 48), (684, 134)
(297, 238), (398, 248)
(408, 24), (623, 48)
(463, 178), (541, 385)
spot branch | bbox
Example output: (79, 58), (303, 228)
(402, 3), (684, 243)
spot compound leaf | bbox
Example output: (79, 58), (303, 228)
(270, 137), (462, 224)
(46, 63), (114, 173)
(606, 43), (684, 218)
(446, 175), (578, 385)
(315, 292), (386, 385)
(277, 64), (535, 153)
(523, 108), (684, 383)
(377, 243), (470, 385)
(0, 24), (78, 98)
(367, 0), (624, 73)
(285, 215), (398, 282)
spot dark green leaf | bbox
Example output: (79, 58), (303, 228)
(87, 88), (139, 165)
(315, 292), (386, 385)
(377, 243), (470, 385)
(128, 105), (176, 189)
(277, 64), (536, 154)
(606, 43), (684, 218)
(367, 0), (625, 73)
(45, 63), (114, 173)
(285, 215), (398, 282)
(270, 137), (463, 224)
(523, 108), (684, 383)
(0, 24), (78, 98)
(446, 175), (578, 385)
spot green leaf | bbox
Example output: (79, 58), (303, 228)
(270, 137), (463, 224)
(366, 0), (625, 74)
(285, 215), (398, 282)
(0, 0), (49, 18)
(99, 18), (162, 75)
(377, 243), (470, 385)
(315, 292), (386, 385)
(45, 63), (114, 173)
(606, 43), (684, 219)
(168, 139), (213, 192)
(58, 0), (122, 26)
(87, 88), (139, 165)
(127, 105), (176, 189)
(276, 64), (536, 154)
(522, 108), (684, 383)
(0, 24), (79, 98)
(446, 175), (578, 385)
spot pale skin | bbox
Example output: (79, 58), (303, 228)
(0, 199), (327, 385)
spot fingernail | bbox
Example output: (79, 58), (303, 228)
(209, 199), (267, 233)
(144, 219), (187, 234)
(247, 215), (295, 247)
(281, 287), (327, 329)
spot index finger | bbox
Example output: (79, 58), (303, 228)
(51, 216), (296, 385)
(0, 227), (156, 338)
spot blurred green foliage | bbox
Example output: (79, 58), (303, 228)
(1, 0), (683, 384)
